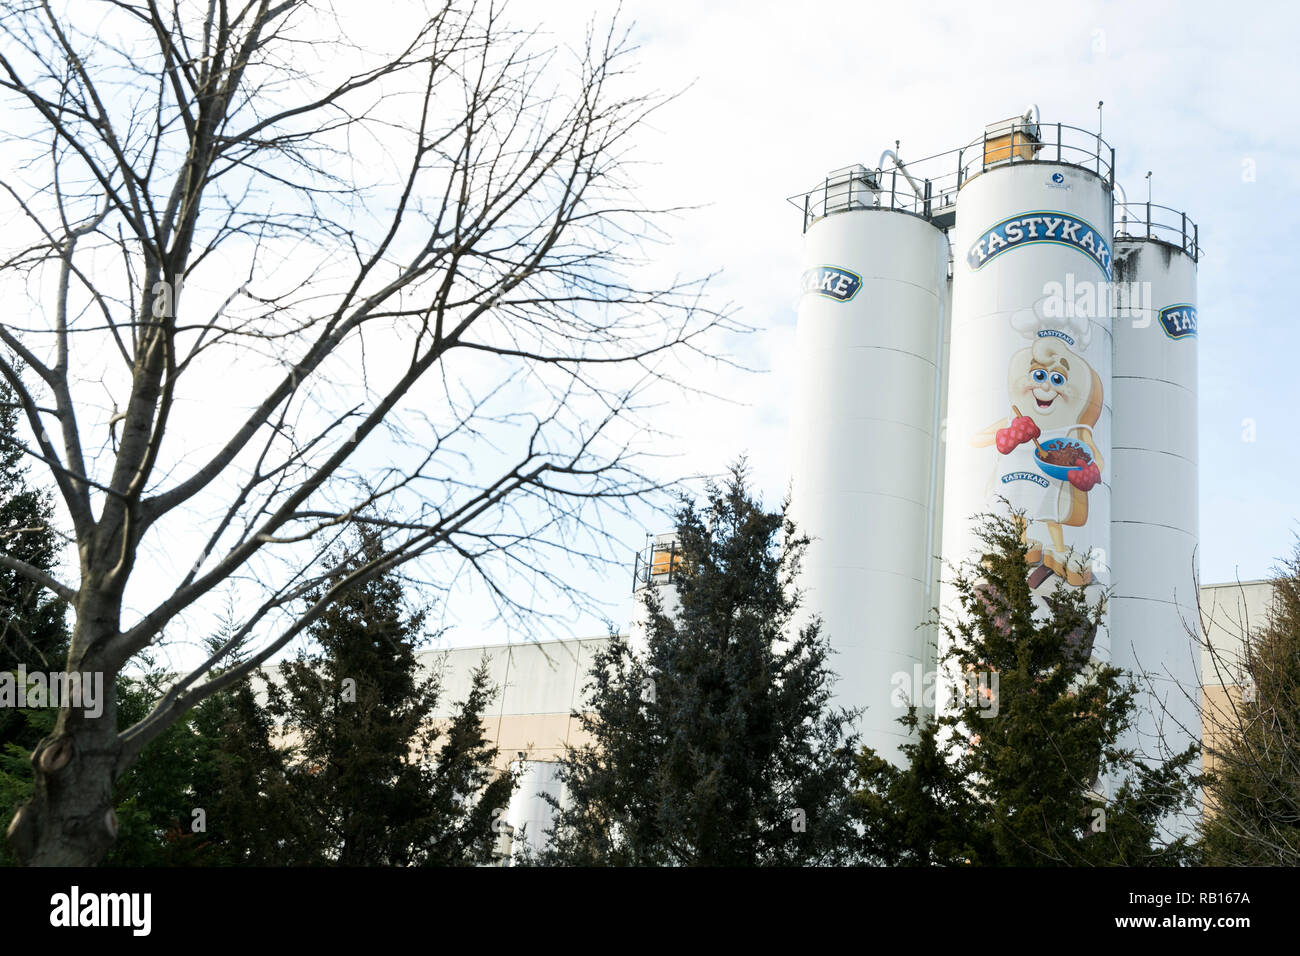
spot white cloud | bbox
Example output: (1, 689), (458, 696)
(6, 0), (1297, 662)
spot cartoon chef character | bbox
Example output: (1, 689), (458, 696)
(972, 304), (1104, 586)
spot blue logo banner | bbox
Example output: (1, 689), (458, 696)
(967, 210), (1113, 280)
(801, 265), (862, 302)
(1158, 303), (1197, 340)
(1001, 471), (1050, 488)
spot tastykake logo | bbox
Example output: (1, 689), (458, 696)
(967, 211), (1113, 280)
(801, 265), (862, 302)
(1001, 470), (1050, 488)
(1158, 303), (1197, 340)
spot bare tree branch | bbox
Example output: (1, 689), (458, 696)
(0, 0), (741, 865)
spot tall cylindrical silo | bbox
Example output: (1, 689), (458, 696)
(938, 132), (1115, 698)
(790, 167), (949, 764)
(1110, 232), (1200, 763)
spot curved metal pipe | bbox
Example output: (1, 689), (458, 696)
(1024, 103), (1040, 128)
(878, 149), (925, 200)
(1113, 179), (1132, 230)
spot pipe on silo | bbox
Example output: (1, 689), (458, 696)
(878, 149), (926, 200)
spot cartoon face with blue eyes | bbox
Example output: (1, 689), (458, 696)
(1030, 367), (1067, 389)
(1008, 337), (1098, 430)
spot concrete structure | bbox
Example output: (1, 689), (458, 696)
(348, 576), (1273, 862)
(501, 759), (565, 860)
(628, 532), (683, 655)
(1111, 234), (1201, 761)
(1199, 579), (1276, 781)
(414, 637), (604, 768)
(937, 126), (1117, 733)
(790, 171), (949, 761)
(257, 108), (1242, 858)
(787, 108), (1203, 762)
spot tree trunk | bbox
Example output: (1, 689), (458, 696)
(9, 712), (121, 866)
(7, 586), (125, 866)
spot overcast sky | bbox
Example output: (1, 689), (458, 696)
(499, 0), (1299, 648)
(7, 1), (1296, 659)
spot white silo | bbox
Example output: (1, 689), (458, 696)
(789, 164), (950, 763)
(503, 759), (565, 862)
(1110, 220), (1200, 764)
(938, 115), (1115, 695)
(928, 269), (954, 682)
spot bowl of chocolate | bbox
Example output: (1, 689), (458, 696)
(1033, 438), (1093, 481)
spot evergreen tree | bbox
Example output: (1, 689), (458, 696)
(855, 510), (1202, 866)
(0, 707), (54, 866)
(5, 532), (516, 867)
(1, 369), (72, 865)
(421, 660), (518, 867)
(165, 618), (306, 868)
(104, 661), (214, 866)
(265, 529), (513, 866)
(1, 370), (71, 759)
(1200, 540), (1300, 866)
(543, 461), (860, 866)
(854, 708), (992, 866)
(185, 670), (300, 866)
(0, 371), (70, 675)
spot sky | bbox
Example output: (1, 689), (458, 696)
(4, 0), (1298, 662)
(519, 0), (1300, 645)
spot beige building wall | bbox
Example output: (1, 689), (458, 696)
(1198, 579), (1276, 781)
(259, 636), (614, 771)
(419, 637), (612, 769)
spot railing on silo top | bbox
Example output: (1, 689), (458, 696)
(632, 537), (685, 592)
(788, 118), (1117, 235)
(1115, 201), (1202, 262)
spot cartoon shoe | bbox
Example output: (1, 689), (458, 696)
(1044, 549), (1093, 587)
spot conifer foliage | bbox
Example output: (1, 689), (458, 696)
(855, 511), (1202, 866)
(0, 371), (70, 680)
(265, 529), (514, 866)
(543, 462), (860, 865)
(1201, 539), (1300, 866)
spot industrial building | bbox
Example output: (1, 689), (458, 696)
(269, 108), (1255, 862)
(787, 107), (1201, 766)
(484, 107), (1223, 859)
(410, 579), (1268, 864)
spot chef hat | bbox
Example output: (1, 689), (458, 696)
(1009, 294), (1092, 351)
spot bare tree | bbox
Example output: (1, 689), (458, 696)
(0, 0), (736, 864)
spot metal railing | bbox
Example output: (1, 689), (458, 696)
(789, 120), (1117, 233)
(790, 149), (962, 230)
(632, 540), (684, 592)
(1114, 201), (1202, 261)
(957, 119), (1115, 188)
